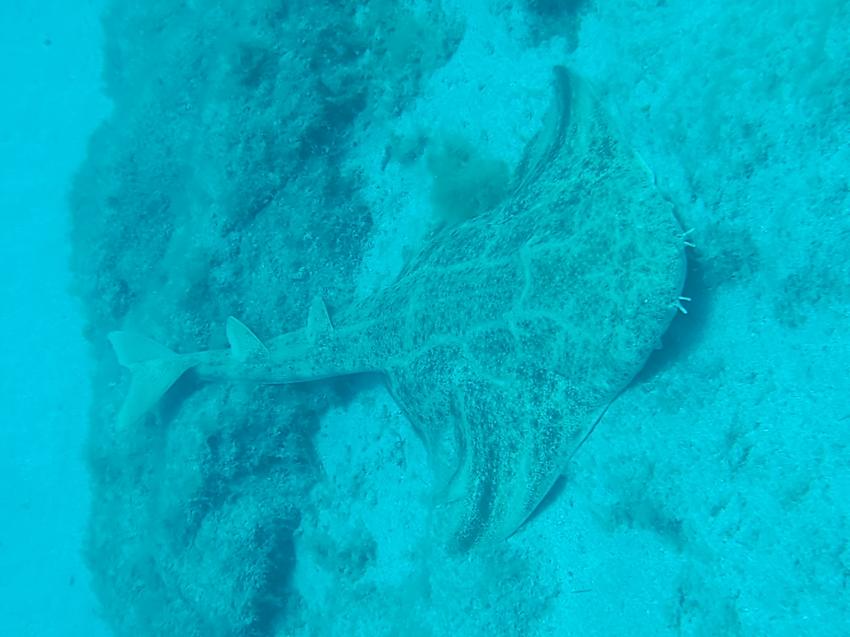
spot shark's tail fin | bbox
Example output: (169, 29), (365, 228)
(107, 331), (195, 429)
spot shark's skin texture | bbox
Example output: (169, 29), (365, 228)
(112, 67), (686, 550)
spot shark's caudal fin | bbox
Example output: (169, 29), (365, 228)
(107, 331), (195, 429)
(108, 310), (322, 428)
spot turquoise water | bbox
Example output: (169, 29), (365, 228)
(3, 1), (849, 635)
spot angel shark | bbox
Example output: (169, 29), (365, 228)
(109, 67), (687, 550)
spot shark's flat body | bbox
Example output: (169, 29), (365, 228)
(110, 68), (686, 549)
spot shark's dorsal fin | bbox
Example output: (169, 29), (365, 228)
(226, 316), (269, 362)
(306, 296), (333, 345)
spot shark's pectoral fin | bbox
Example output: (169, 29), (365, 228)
(226, 316), (269, 362)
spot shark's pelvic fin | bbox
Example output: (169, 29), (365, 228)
(107, 331), (194, 429)
(225, 316), (268, 362)
(306, 296), (333, 345)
